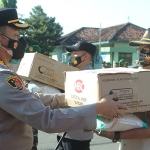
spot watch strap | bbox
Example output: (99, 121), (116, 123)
(112, 131), (121, 142)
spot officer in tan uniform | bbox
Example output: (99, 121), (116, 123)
(0, 8), (127, 150)
(94, 28), (150, 150)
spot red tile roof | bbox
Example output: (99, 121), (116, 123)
(56, 22), (146, 45)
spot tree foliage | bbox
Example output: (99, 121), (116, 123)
(0, 0), (17, 8)
(23, 5), (63, 56)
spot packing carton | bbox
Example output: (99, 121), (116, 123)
(65, 68), (150, 113)
(17, 52), (79, 90)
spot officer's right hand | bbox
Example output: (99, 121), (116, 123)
(96, 93), (128, 120)
(93, 130), (115, 140)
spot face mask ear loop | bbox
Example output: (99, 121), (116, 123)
(0, 33), (10, 50)
(0, 32), (9, 41)
(0, 44), (13, 56)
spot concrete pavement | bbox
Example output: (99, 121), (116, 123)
(37, 130), (119, 150)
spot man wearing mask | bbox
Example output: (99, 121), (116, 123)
(94, 28), (150, 150)
(0, 8), (127, 150)
(57, 41), (97, 150)
(68, 41), (95, 69)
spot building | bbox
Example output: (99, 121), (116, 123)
(52, 22), (145, 69)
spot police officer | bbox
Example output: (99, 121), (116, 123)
(0, 8), (127, 150)
(94, 28), (150, 150)
(57, 41), (97, 150)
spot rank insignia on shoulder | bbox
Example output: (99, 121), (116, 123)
(0, 60), (4, 65)
(6, 75), (24, 91)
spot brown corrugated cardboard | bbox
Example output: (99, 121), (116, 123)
(65, 68), (150, 113)
(17, 52), (79, 90)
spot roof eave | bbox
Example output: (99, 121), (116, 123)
(93, 41), (109, 45)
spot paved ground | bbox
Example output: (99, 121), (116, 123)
(37, 130), (119, 150)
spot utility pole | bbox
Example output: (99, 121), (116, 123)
(99, 23), (102, 68)
(94, 23), (102, 68)
(99, 23), (101, 55)
(128, 16), (130, 22)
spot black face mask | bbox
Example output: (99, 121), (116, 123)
(69, 54), (85, 67)
(139, 49), (150, 67)
(10, 37), (26, 59)
(0, 33), (26, 59)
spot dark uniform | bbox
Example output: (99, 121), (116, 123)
(32, 128), (38, 150)
(57, 64), (94, 150)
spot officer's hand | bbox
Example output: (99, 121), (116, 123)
(96, 93), (128, 120)
(93, 130), (114, 139)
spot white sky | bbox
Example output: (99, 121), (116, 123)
(17, 0), (150, 35)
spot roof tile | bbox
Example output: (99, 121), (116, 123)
(56, 22), (146, 45)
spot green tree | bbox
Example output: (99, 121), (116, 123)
(23, 5), (63, 56)
(0, 0), (17, 8)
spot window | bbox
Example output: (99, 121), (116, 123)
(119, 53), (132, 65)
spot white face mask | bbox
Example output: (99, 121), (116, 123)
(0, 44), (13, 56)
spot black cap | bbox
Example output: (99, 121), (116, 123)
(0, 8), (29, 29)
(66, 41), (96, 57)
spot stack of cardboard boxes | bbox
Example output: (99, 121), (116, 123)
(17, 55), (150, 131)
(16, 54), (150, 113)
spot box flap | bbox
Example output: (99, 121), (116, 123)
(17, 53), (35, 77)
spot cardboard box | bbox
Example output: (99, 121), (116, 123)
(17, 52), (79, 90)
(65, 68), (150, 113)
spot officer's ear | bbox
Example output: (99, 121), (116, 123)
(84, 52), (92, 61)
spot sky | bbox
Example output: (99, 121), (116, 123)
(17, 0), (150, 35)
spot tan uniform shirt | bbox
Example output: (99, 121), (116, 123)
(119, 139), (150, 150)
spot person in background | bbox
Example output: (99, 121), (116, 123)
(124, 62), (128, 68)
(25, 45), (41, 53)
(106, 62), (112, 68)
(27, 80), (61, 150)
(119, 59), (125, 67)
(115, 62), (119, 68)
(57, 41), (96, 150)
(94, 28), (150, 150)
(25, 45), (41, 150)
(0, 8), (127, 150)
(102, 61), (106, 68)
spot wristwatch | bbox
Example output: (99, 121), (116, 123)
(112, 131), (121, 142)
